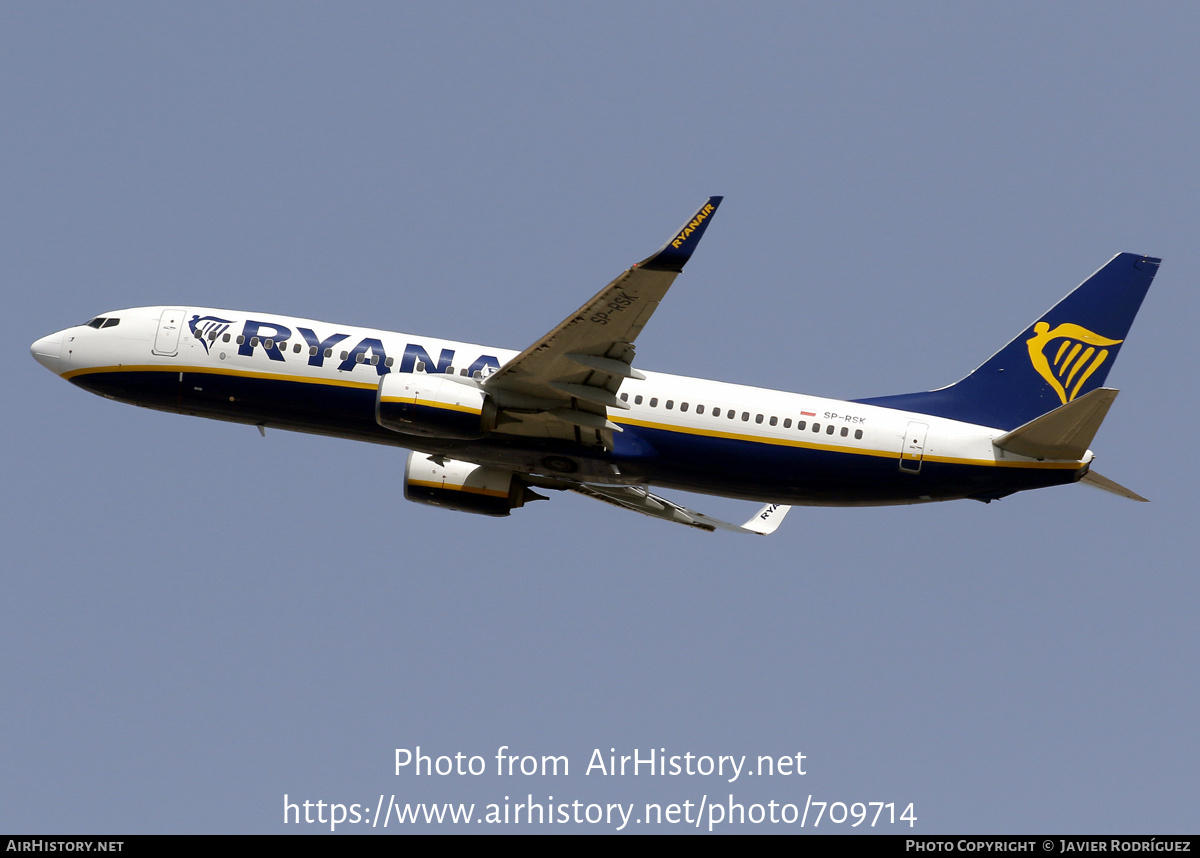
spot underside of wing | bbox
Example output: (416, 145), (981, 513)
(481, 197), (722, 450)
(543, 479), (790, 534)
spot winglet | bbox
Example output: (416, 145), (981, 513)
(638, 196), (723, 272)
(738, 502), (791, 535)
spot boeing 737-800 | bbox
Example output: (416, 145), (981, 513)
(30, 197), (1158, 533)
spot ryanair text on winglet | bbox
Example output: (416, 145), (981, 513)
(670, 203), (716, 249)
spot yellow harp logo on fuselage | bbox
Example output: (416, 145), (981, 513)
(1026, 322), (1123, 404)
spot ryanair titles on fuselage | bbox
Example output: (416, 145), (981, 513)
(189, 314), (503, 378)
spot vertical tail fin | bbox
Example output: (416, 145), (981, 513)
(855, 253), (1160, 430)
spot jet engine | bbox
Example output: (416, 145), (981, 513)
(376, 374), (498, 439)
(403, 453), (546, 517)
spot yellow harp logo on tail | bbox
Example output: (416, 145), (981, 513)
(1026, 322), (1123, 404)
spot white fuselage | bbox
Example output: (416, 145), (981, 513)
(32, 306), (1087, 507)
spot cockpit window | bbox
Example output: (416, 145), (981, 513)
(101, 318), (120, 328)
(85, 317), (120, 329)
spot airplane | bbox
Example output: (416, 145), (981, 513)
(30, 197), (1159, 534)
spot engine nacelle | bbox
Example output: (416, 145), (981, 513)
(404, 453), (544, 517)
(376, 374), (497, 439)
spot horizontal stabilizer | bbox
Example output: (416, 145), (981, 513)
(1080, 470), (1148, 502)
(993, 388), (1117, 460)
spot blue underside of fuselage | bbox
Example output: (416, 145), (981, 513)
(71, 369), (1079, 506)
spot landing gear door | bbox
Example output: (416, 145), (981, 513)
(899, 421), (929, 473)
(153, 309), (187, 356)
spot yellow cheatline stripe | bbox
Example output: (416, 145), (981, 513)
(379, 397), (482, 415)
(65, 364), (1081, 471)
(925, 453), (1078, 470)
(610, 416), (1081, 470)
(611, 415), (896, 457)
(410, 480), (507, 498)
(62, 363), (380, 391)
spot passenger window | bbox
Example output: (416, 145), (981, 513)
(712, 408), (720, 417)
(371, 355), (379, 365)
(826, 424), (835, 435)
(324, 348), (333, 358)
(696, 404), (705, 414)
(355, 353), (365, 363)
(620, 393), (629, 401)
(222, 334), (231, 343)
(741, 412), (750, 421)
(812, 423), (820, 433)
(263, 339), (273, 349)
(237, 335), (245, 345)
(728, 410), (736, 420)
(635, 395), (643, 405)
(385, 357), (395, 367)
(341, 351), (349, 361)
(680, 402), (689, 412)
(783, 418), (792, 428)
(649, 398), (658, 407)
(208, 331), (217, 341)
(855, 429), (863, 440)
(797, 420), (805, 430)
(665, 400), (673, 410)
(251, 337), (260, 347)
(460, 368), (468, 376)
(840, 427), (848, 436)
(293, 343), (302, 353)
(769, 416), (777, 426)
(755, 414), (764, 424)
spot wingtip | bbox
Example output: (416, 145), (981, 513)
(638, 196), (724, 272)
(740, 503), (790, 535)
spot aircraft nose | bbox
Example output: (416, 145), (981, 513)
(30, 332), (63, 374)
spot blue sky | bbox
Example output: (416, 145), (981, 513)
(3, 3), (1197, 833)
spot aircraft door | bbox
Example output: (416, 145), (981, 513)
(899, 421), (929, 473)
(152, 309), (186, 357)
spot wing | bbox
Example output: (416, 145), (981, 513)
(564, 483), (791, 534)
(481, 196), (723, 447)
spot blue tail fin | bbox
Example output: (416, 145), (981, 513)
(854, 253), (1160, 430)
